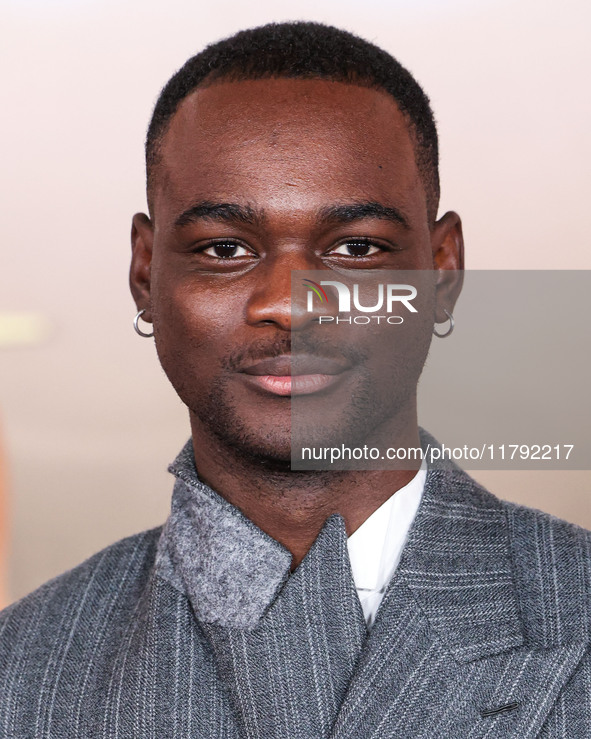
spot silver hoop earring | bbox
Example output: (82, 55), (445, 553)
(133, 309), (154, 338)
(433, 308), (454, 338)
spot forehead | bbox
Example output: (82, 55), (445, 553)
(152, 78), (425, 222)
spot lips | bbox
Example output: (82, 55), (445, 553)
(242, 354), (348, 376)
(240, 354), (350, 396)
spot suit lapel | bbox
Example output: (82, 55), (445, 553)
(330, 467), (588, 738)
(201, 515), (368, 739)
(397, 467), (523, 663)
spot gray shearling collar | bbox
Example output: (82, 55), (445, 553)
(155, 440), (295, 629)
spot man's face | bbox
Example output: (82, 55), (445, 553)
(131, 78), (461, 464)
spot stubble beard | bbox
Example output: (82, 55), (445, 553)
(192, 358), (424, 473)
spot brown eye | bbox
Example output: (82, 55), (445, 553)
(203, 243), (250, 258)
(332, 242), (381, 257)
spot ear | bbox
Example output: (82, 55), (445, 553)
(430, 211), (464, 323)
(130, 213), (154, 322)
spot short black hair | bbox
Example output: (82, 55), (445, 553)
(146, 21), (440, 222)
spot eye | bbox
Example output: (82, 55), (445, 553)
(201, 242), (252, 259)
(330, 240), (382, 257)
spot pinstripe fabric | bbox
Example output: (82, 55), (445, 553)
(200, 515), (366, 739)
(1, 439), (591, 737)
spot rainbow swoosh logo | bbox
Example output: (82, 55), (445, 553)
(302, 279), (329, 303)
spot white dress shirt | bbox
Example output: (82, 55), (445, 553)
(347, 464), (426, 628)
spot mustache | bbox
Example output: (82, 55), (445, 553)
(224, 335), (368, 372)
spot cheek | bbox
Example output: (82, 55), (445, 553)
(150, 273), (240, 392)
(152, 268), (236, 342)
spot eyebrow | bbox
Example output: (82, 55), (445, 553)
(174, 199), (410, 230)
(174, 201), (262, 228)
(317, 201), (410, 229)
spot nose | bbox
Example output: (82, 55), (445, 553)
(244, 253), (336, 331)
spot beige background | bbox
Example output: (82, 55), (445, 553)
(1, 0), (590, 604)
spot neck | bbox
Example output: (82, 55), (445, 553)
(189, 413), (422, 570)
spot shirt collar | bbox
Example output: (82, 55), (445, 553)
(347, 463), (426, 592)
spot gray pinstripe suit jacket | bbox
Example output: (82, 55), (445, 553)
(2, 439), (591, 738)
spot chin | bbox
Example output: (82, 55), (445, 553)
(187, 364), (418, 469)
(195, 394), (293, 467)
(217, 426), (294, 469)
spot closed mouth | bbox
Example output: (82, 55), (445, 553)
(240, 354), (350, 396)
